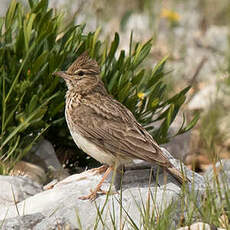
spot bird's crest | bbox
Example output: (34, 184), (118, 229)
(67, 51), (100, 75)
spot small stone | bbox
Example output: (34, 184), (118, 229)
(10, 161), (47, 185)
(29, 139), (69, 181)
(219, 213), (229, 229)
(177, 222), (223, 230)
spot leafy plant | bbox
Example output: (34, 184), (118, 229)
(0, 0), (83, 172)
(0, 0), (197, 173)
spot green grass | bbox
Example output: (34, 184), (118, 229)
(73, 168), (230, 230)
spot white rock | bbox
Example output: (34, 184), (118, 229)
(0, 0), (10, 16)
(177, 222), (225, 230)
(187, 83), (230, 110)
(0, 176), (42, 206)
(204, 159), (230, 186)
(203, 26), (229, 53)
(0, 148), (204, 229)
(188, 84), (217, 110)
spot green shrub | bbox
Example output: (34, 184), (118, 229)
(0, 0), (198, 173)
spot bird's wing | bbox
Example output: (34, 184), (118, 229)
(69, 93), (171, 167)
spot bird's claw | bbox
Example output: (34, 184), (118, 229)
(79, 188), (116, 201)
(79, 191), (97, 201)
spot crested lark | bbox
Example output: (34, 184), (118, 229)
(53, 52), (189, 200)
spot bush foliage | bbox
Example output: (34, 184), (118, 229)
(0, 0), (198, 173)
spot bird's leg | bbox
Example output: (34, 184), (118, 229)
(91, 165), (108, 174)
(79, 166), (113, 200)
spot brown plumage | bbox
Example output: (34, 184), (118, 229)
(53, 51), (189, 200)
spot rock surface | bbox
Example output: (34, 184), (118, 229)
(0, 176), (42, 207)
(28, 139), (69, 181)
(188, 83), (230, 111)
(0, 148), (204, 230)
(204, 159), (230, 187)
(162, 131), (191, 161)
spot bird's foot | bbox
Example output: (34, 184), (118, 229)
(79, 166), (114, 201)
(79, 188), (116, 201)
(79, 189), (98, 201)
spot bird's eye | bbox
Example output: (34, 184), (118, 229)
(77, 71), (84, 76)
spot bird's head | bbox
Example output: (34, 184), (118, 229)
(53, 51), (100, 92)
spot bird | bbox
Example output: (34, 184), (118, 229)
(53, 51), (189, 200)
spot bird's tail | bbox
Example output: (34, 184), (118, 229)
(166, 166), (190, 184)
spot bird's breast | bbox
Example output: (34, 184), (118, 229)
(69, 129), (116, 166)
(65, 99), (116, 166)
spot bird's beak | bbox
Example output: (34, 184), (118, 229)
(52, 71), (70, 80)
